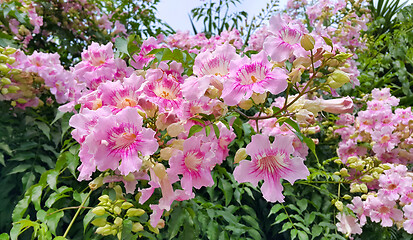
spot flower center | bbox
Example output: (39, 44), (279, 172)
(200, 56), (230, 77)
(118, 98), (137, 109)
(237, 63), (268, 85)
(378, 206), (390, 214)
(184, 152), (202, 171)
(388, 183), (398, 190)
(380, 135), (391, 144)
(115, 132), (137, 150)
(280, 27), (301, 45)
(257, 152), (287, 173)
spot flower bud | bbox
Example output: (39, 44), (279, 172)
(98, 195), (110, 203)
(346, 156), (358, 164)
(359, 183), (368, 193)
(114, 217), (123, 226)
(342, 194), (352, 200)
(334, 200), (344, 211)
(251, 93), (266, 104)
(153, 163), (167, 179)
(167, 122), (184, 138)
(339, 168), (350, 177)
(126, 208), (145, 217)
(121, 202), (134, 210)
(6, 57), (15, 65)
(0, 64), (10, 74)
(132, 222), (144, 232)
(300, 34), (315, 51)
(350, 183), (361, 193)
(0, 54), (8, 62)
(1, 77), (11, 85)
(113, 206), (121, 215)
(96, 225), (113, 236)
(160, 147), (173, 160)
(91, 218), (107, 227)
(4, 48), (17, 55)
(361, 175), (374, 182)
(238, 99), (253, 110)
(92, 206), (106, 216)
(1, 88), (8, 95)
(327, 70), (350, 89)
(89, 176), (104, 190)
(234, 148), (247, 164)
(8, 85), (20, 93)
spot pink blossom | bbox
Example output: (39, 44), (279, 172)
(371, 126), (399, 155)
(336, 212), (362, 237)
(221, 51), (288, 106)
(143, 77), (183, 110)
(233, 134), (309, 202)
(366, 195), (403, 227)
(320, 97), (353, 114)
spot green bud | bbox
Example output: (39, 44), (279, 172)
(334, 200), (344, 211)
(126, 208), (145, 217)
(98, 195), (110, 203)
(132, 222), (144, 232)
(10, 69), (21, 75)
(361, 175), (374, 182)
(1, 88), (8, 95)
(327, 70), (350, 89)
(1, 77), (11, 85)
(380, 164), (391, 170)
(8, 85), (20, 93)
(10, 101), (16, 107)
(334, 52), (353, 62)
(92, 206), (106, 216)
(342, 194), (352, 200)
(16, 98), (27, 104)
(359, 183), (368, 193)
(0, 63), (10, 74)
(121, 202), (134, 210)
(334, 159), (343, 165)
(300, 34), (315, 51)
(0, 54), (8, 62)
(113, 206), (121, 215)
(339, 168), (350, 177)
(346, 156), (358, 164)
(4, 48), (17, 55)
(89, 176), (103, 190)
(96, 225), (112, 236)
(113, 217), (123, 226)
(91, 218), (107, 227)
(6, 57), (16, 65)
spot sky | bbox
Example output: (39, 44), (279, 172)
(157, 0), (288, 33)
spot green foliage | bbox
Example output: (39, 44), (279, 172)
(352, 4), (413, 106)
(367, 0), (408, 36)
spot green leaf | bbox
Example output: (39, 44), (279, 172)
(7, 164), (31, 175)
(0, 233), (9, 240)
(220, 179), (233, 206)
(207, 221), (219, 240)
(297, 231), (308, 240)
(297, 199), (308, 213)
(242, 215), (260, 229)
(121, 219), (133, 240)
(73, 191), (89, 206)
(280, 222), (293, 233)
(45, 208), (64, 236)
(31, 184), (43, 211)
(0, 142), (12, 155)
(188, 124), (203, 138)
(115, 37), (129, 56)
(168, 207), (185, 239)
(212, 124), (220, 139)
(0, 153), (4, 167)
(45, 192), (70, 208)
(35, 121), (50, 140)
(12, 195), (30, 222)
(51, 111), (66, 125)
(311, 225), (323, 237)
(248, 229), (261, 240)
(83, 210), (95, 232)
(46, 170), (59, 191)
(205, 124), (211, 137)
(274, 213), (288, 224)
(268, 204), (283, 217)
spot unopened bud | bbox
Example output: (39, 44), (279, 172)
(114, 217), (123, 226)
(0, 63), (9, 74)
(347, 156), (358, 164)
(113, 206), (121, 215)
(334, 200), (344, 211)
(132, 222), (144, 232)
(251, 93), (266, 104)
(8, 85), (20, 93)
(1, 88), (8, 95)
(361, 175), (374, 182)
(380, 164), (391, 170)
(121, 202), (134, 210)
(92, 206), (106, 216)
(6, 57), (15, 64)
(342, 194), (352, 200)
(91, 218), (107, 227)
(350, 183), (361, 193)
(98, 195), (110, 203)
(339, 168), (350, 177)
(327, 70), (350, 89)
(167, 122), (184, 138)
(238, 99), (253, 110)
(89, 176), (104, 190)
(301, 34), (315, 51)
(234, 148), (247, 164)
(153, 163), (167, 179)
(1, 77), (11, 85)
(96, 225), (112, 236)
(126, 208), (145, 217)
(4, 48), (17, 55)
(359, 183), (368, 193)
(160, 147), (173, 160)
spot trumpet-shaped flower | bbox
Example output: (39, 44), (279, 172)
(84, 107), (158, 176)
(233, 134), (309, 202)
(221, 51), (288, 106)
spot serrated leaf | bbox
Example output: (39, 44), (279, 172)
(188, 124), (203, 138)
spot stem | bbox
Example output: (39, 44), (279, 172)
(281, 203), (297, 231)
(63, 189), (93, 238)
(48, 206), (93, 216)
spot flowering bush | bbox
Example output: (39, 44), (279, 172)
(1, 0), (412, 240)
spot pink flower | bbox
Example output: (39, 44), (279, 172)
(84, 107), (158, 176)
(371, 126), (400, 155)
(221, 51), (288, 106)
(320, 97), (353, 114)
(143, 77), (183, 110)
(263, 15), (303, 62)
(336, 212), (363, 237)
(233, 134), (309, 202)
(403, 204), (413, 234)
(347, 197), (368, 226)
(168, 136), (215, 194)
(367, 195), (403, 227)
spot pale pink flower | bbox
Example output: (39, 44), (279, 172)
(347, 197), (368, 226)
(221, 51), (288, 106)
(367, 195), (403, 227)
(168, 136), (215, 194)
(143, 77), (183, 110)
(320, 97), (353, 114)
(84, 107), (158, 176)
(403, 204), (413, 234)
(336, 212), (363, 237)
(233, 134), (309, 202)
(371, 126), (399, 155)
